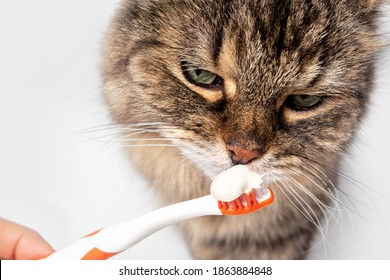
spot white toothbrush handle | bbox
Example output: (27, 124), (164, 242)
(46, 195), (220, 260)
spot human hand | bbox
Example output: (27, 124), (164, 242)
(0, 218), (54, 260)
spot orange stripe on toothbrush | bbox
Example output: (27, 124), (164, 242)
(83, 229), (102, 238)
(80, 229), (122, 259)
(81, 247), (119, 260)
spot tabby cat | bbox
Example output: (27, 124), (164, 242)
(101, 0), (383, 259)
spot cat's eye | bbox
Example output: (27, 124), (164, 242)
(187, 69), (217, 85)
(284, 94), (323, 110)
(181, 64), (223, 89)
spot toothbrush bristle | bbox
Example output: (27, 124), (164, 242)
(218, 188), (274, 215)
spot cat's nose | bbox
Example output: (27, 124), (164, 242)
(226, 143), (262, 165)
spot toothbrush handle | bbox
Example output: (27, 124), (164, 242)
(45, 195), (220, 260)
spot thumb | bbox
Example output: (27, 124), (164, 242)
(0, 218), (54, 260)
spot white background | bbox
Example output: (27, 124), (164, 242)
(0, 0), (389, 259)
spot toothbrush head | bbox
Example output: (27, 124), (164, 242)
(218, 188), (274, 215)
(210, 165), (274, 215)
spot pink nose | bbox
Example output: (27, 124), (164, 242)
(226, 144), (261, 164)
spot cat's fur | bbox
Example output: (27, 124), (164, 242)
(101, 0), (383, 259)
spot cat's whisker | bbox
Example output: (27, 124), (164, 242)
(266, 173), (281, 219)
(123, 138), (176, 142)
(295, 155), (382, 221)
(271, 176), (319, 228)
(274, 173), (333, 234)
(123, 144), (177, 148)
(274, 175), (336, 258)
(173, 153), (202, 171)
(83, 124), (189, 146)
(302, 155), (385, 206)
(283, 174), (346, 248)
(72, 121), (170, 133)
(273, 180), (333, 259)
(81, 131), (181, 146)
(299, 166), (338, 199)
(295, 165), (357, 235)
(288, 163), (361, 236)
(286, 168), (344, 217)
(70, 122), (175, 144)
(280, 173), (337, 224)
(69, 122), (123, 133)
(285, 181), (324, 230)
(286, 156), (383, 257)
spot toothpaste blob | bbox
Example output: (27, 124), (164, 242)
(210, 165), (264, 202)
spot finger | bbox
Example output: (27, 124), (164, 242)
(0, 218), (54, 260)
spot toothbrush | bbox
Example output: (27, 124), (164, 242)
(45, 189), (274, 260)
(45, 167), (274, 260)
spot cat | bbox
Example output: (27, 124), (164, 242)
(100, 0), (383, 259)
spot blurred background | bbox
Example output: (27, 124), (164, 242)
(0, 0), (389, 259)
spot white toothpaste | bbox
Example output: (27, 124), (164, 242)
(210, 165), (264, 202)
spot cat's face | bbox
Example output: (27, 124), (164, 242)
(102, 0), (381, 182)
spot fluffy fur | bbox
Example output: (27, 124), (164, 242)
(101, 0), (383, 259)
